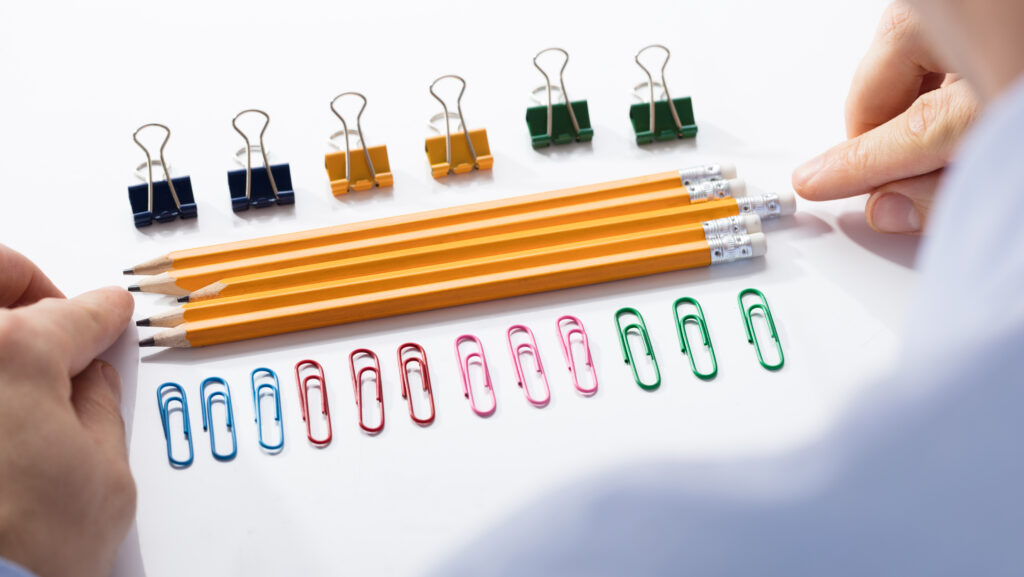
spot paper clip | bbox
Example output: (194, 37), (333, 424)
(156, 382), (193, 468)
(614, 307), (661, 390)
(556, 315), (598, 396)
(526, 48), (593, 149)
(673, 297), (718, 380)
(630, 44), (697, 145)
(128, 123), (197, 227)
(295, 360), (332, 446)
(426, 75), (493, 179)
(228, 109), (295, 212)
(325, 92), (393, 195)
(398, 343), (435, 426)
(738, 289), (785, 371)
(455, 335), (496, 417)
(349, 349), (385, 435)
(507, 325), (551, 407)
(250, 368), (284, 452)
(199, 377), (237, 461)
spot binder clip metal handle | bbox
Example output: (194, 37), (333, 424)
(232, 109), (280, 204)
(635, 44), (683, 134)
(533, 47), (581, 139)
(133, 123), (180, 214)
(429, 74), (478, 168)
(329, 92), (377, 185)
(130, 123), (197, 227)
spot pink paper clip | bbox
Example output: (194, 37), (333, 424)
(506, 324), (551, 407)
(398, 343), (435, 426)
(349, 349), (385, 435)
(557, 315), (598, 396)
(294, 359), (333, 446)
(455, 334), (496, 417)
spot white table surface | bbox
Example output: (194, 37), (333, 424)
(0, 0), (918, 575)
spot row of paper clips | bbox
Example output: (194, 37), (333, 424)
(155, 316), (596, 468)
(128, 43), (694, 227)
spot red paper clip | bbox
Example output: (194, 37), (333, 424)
(349, 349), (384, 434)
(294, 360), (332, 446)
(507, 325), (551, 407)
(557, 315), (598, 395)
(398, 343), (435, 426)
(455, 334), (496, 417)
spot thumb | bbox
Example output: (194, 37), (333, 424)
(864, 170), (941, 234)
(71, 360), (128, 460)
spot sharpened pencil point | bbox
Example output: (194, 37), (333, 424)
(177, 295), (190, 303)
(122, 268), (134, 275)
(136, 318), (151, 327)
(128, 285), (141, 292)
(139, 337), (156, 347)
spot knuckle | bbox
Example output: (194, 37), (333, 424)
(904, 87), (977, 154)
(879, 2), (916, 45)
(838, 134), (876, 174)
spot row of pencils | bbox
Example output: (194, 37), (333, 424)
(126, 163), (796, 348)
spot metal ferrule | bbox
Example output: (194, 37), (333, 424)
(736, 194), (783, 219)
(707, 234), (755, 265)
(678, 164), (725, 186)
(702, 216), (750, 238)
(686, 179), (732, 202)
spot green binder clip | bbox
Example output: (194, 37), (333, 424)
(629, 44), (697, 145)
(738, 288), (785, 371)
(673, 297), (718, 380)
(526, 47), (593, 149)
(614, 307), (661, 390)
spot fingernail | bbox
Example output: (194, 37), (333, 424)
(98, 361), (123, 403)
(871, 193), (922, 233)
(792, 153), (825, 193)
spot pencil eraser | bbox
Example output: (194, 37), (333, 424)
(719, 163), (738, 180)
(727, 178), (747, 198)
(749, 232), (767, 258)
(776, 190), (798, 216)
(742, 214), (762, 235)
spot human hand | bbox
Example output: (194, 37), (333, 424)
(0, 245), (135, 577)
(792, 2), (979, 234)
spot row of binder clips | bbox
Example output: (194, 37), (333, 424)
(156, 290), (782, 468)
(128, 44), (696, 228)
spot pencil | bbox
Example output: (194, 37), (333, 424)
(140, 216), (762, 327)
(124, 165), (738, 275)
(182, 211), (762, 303)
(129, 188), (781, 296)
(139, 232), (766, 348)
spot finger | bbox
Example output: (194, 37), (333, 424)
(18, 287), (134, 378)
(0, 244), (64, 308)
(845, 2), (948, 137)
(865, 170), (941, 234)
(71, 360), (128, 460)
(794, 80), (976, 201)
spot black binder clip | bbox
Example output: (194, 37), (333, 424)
(227, 109), (294, 212)
(128, 123), (197, 228)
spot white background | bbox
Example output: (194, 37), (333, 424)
(0, 0), (916, 575)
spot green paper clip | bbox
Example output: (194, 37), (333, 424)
(673, 297), (717, 380)
(738, 289), (784, 371)
(526, 48), (594, 149)
(614, 307), (661, 390)
(630, 44), (697, 145)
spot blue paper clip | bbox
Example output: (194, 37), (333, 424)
(200, 377), (237, 461)
(250, 368), (284, 452)
(738, 288), (785, 371)
(156, 382), (193, 468)
(614, 307), (661, 390)
(128, 124), (197, 227)
(227, 109), (295, 212)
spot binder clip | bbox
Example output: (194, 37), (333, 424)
(629, 44), (698, 145)
(227, 109), (294, 212)
(128, 123), (197, 228)
(526, 48), (593, 149)
(425, 75), (493, 179)
(325, 92), (393, 195)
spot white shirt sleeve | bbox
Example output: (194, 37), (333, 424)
(0, 559), (36, 577)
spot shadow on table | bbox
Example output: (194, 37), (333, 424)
(837, 211), (921, 269)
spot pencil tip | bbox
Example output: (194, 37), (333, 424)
(122, 268), (134, 275)
(136, 318), (151, 327)
(177, 295), (190, 303)
(127, 285), (141, 292)
(139, 337), (156, 347)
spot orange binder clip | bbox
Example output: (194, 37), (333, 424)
(425, 75), (493, 179)
(325, 92), (393, 195)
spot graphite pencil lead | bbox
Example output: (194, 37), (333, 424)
(136, 318), (151, 327)
(139, 337), (156, 347)
(177, 295), (190, 303)
(128, 285), (141, 292)
(122, 268), (134, 275)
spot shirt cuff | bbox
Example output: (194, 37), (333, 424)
(0, 558), (37, 577)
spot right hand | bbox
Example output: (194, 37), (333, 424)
(792, 1), (978, 234)
(0, 245), (136, 577)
